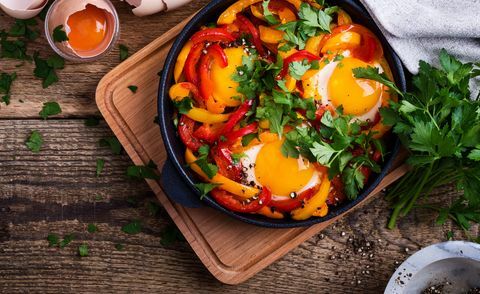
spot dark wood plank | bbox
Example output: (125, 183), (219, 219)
(0, 120), (477, 293)
(0, 0), (209, 118)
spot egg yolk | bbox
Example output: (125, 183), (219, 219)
(211, 47), (244, 107)
(255, 140), (315, 196)
(67, 4), (107, 52)
(328, 58), (382, 116)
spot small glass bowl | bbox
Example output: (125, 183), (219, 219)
(44, 0), (120, 62)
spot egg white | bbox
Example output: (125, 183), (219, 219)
(240, 143), (321, 200)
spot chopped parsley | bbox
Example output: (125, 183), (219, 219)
(78, 244), (88, 257)
(126, 160), (160, 179)
(52, 25), (69, 42)
(121, 220), (142, 235)
(0, 71), (17, 105)
(9, 19), (39, 41)
(262, 0), (279, 25)
(99, 137), (122, 155)
(39, 101), (62, 119)
(193, 145), (218, 179)
(26, 130), (43, 153)
(119, 44), (129, 61)
(58, 234), (74, 248)
(87, 224), (98, 233)
(96, 159), (105, 177)
(127, 85), (138, 93)
(172, 97), (193, 114)
(47, 233), (59, 247)
(194, 182), (221, 199)
(146, 201), (160, 216)
(33, 52), (65, 88)
(114, 243), (124, 251)
(160, 225), (184, 246)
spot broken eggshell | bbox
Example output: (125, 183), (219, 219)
(45, 0), (119, 61)
(122, 0), (192, 17)
(0, 0), (48, 19)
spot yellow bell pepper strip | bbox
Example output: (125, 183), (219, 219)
(285, 75), (297, 92)
(305, 35), (324, 56)
(312, 203), (328, 217)
(250, 4), (265, 20)
(321, 31), (362, 53)
(257, 206), (285, 219)
(169, 82), (205, 108)
(277, 7), (297, 23)
(186, 107), (230, 124)
(337, 9), (352, 25)
(301, 69), (318, 81)
(291, 174), (331, 220)
(174, 41), (192, 83)
(185, 148), (260, 199)
(259, 25), (284, 44)
(217, 0), (263, 25)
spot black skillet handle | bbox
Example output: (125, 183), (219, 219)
(160, 158), (203, 208)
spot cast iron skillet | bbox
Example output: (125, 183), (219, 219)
(158, 0), (406, 228)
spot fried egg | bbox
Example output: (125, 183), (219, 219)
(303, 56), (386, 122)
(239, 139), (322, 200)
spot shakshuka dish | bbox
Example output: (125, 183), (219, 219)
(168, 0), (397, 220)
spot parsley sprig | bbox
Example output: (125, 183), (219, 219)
(355, 49), (480, 235)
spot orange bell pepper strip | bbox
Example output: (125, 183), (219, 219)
(337, 9), (352, 26)
(185, 148), (260, 199)
(257, 206), (285, 219)
(305, 35), (324, 56)
(259, 26), (284, 44)
(199, 44), (228, 114)
(291, 174), (331, 220)
(312, 203), (328, 217)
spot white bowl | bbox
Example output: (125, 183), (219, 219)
(385, 241), (480, 294)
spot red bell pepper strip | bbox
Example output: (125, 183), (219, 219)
(221, 99), (253, 134)
(270, 187), (317, 213)
(212, 147), (242, 181)
(190, 28), (236, 45)
(178, 82), (205, 107)
(178, 115), (203, 152)
(184, 43), (204, 85)
(223, 122), (258, 143)
(278, 50), (321, 78)
(236, 14), (267, 57)
(193, 124), (220, 143)
(199, 44), (228, 102)
(326, 176), (346, 206)
(210, 186), (271, 213)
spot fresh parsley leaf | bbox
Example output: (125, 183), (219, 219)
(194, 182), (221, 199)
(126, 160), (160, 180)
(262, 0), (279, 25)
(39, 101), (62, 119)
(52, 25), (69, 42)
(121, 220), (142, 235)
(78, 244), (88, 257)
(99, 137), (122, 155)
(96, 159), (105, 177)
(114, 243), (124, 251)
(9, 19), (39, 40)
(193, 145), (218, 179)
(47, 233), (59, 247)
(0, 31), (29, 60)
(87, 224), (98, 233)
(289, 60), (311, 79)
(160, 225), (184, 246)
(343, 166), (365, 200)
(231, 153), (246, 164)
(33, 52), (64, 88)
(85, 117), (100, 127)
(333, 54), (344, 62)
(26, 130), (43, 153)
(59, 234), (74, 248)
(0, 71), (16, 105)
(119, 44), (129, 61)
(172, 97), (193, 115)
(241, 133), (257, 146)
(352, 66), (403, 96)
(128, 85), (138, 93)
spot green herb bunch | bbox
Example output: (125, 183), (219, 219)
(354, 49), (480, 235)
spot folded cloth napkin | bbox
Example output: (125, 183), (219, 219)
(358, 0), (480, 75)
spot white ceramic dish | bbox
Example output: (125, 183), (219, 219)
(385, 241), (480, 294)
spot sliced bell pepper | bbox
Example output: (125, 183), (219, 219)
(193, 123), (224, 143)
(186, 107), (230, 123)
(312, 203), (328, 217)
(169, 82), (205, 107)
(223, 122), (258, 143)
(305, 35), (324, 56)
(291, 174), (331, 220)
(236, 14), (266, 57)
(174, 41), (193, 83)
(212, 147), (242, 181)
(337, 9), (352, 25)
(270, 186), (318, 213)
(278, 50), (321, 78)
(268, 0), (298, 22)
(199, 45), (228, 114)
(210, 187), (271, 213)
(185, 148), (260, 199)
(218, 0), (264, 25)
(257, 206), (285, 219)
(220, 99), (253, 135)
(190, 28), (236, 45)
(178, 115), (203, 152)
(184, 43), (204, 85)
(259, 25), (284, 44)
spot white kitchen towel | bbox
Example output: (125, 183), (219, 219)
(358, 0), (480, 74)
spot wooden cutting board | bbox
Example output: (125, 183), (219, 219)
(95, 15), (409, 285)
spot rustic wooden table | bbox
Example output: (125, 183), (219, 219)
(0, 1), (476, 293)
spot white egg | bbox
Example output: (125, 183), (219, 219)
(122, 0), (192, 16)
(0, 0), (47, 19)
(239, 143), (322, 200)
